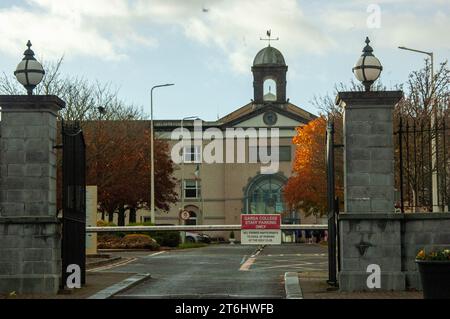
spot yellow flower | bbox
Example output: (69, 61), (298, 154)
(416, 249), (426, 260)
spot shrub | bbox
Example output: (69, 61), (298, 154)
(96, 220), (117, 227)
(97, 233), (159, 250)
(150, 231), (180, 247)
(122, 234), (160, 250)
(125, 222), (180, 247)
(416, 248), (450, 261)
(96, 220), (122, 237)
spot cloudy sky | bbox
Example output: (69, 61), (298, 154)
(0, 0), (449, 119)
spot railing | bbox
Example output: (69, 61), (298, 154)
(86, 224), (328, 233)
(395, 114), (449, 212)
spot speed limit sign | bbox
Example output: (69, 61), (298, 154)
(180, 210), (190, 221)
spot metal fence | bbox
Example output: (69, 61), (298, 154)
(395, 114), (449, 212)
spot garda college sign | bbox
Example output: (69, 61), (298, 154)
(241, 214), (281, 245)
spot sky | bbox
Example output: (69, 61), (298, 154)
(0, 0), (449, 120)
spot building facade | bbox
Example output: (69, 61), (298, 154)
(152, 45), (319, 238)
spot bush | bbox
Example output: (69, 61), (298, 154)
(96, 220), (122, 238)
(122, 234), (160, 250)
(97, 220), (117, 227)
(150, 231), (180, 247)
(417, 248), (450, 261)
(97, 233), (160, 250)
(119, 222), (180, 247)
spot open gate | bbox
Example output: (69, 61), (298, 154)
(326, 120), (341, 287)
(61, 122), (86, 287)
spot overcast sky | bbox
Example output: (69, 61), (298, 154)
(0, 0), (449, 119)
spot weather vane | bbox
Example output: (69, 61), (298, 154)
(260, 30), (279, 47)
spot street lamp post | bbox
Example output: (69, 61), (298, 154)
(150, 84), (174, 224)
(398, 46), (440, 212)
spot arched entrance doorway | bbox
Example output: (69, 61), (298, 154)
(244, 174), (287, 214)
(183, 205), (200, 225)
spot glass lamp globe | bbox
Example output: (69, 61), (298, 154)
(14, 40), (45, 95)
(352, 37), (383, 92)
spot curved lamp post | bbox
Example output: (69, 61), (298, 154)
(352, 37), (383, 92)
(14, 41), (45, 95)
(150, 83), (174, 224)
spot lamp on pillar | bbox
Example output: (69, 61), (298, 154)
(14, 40), (45, 95)
(352, 37), (383, 92)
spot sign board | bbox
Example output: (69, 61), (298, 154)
(180, 210), (190, 221)
(241, 214), (281, 245)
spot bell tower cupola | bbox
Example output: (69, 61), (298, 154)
(251, 32), (288, 105)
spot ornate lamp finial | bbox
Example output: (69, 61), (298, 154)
(352, 36), (383, 92)
(14, 40), (45, 95)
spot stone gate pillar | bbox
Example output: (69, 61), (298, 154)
(0, 95), (64, 294)
(336, 91), (404, 291)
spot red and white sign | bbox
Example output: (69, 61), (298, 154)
(241, 214), (281, 230)
(241, 214), (281, 245)
(180, 210), (190, 221)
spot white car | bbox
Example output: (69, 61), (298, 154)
(185, 232), (211, 243)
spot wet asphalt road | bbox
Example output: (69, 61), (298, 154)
(99, 244), (327, 299)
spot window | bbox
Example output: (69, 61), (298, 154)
(246, 175), (285, 214)
(247, 146), (291, 162)
(185, 211), (197, 225)
(183, 145), (201, 163)
(184, 180), (201, 198)
(263, 79), (277, 101)
(279, 146), (291, 161)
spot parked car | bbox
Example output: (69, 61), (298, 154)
(185, 232), (211, 244)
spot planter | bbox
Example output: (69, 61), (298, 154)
(229, 238), (236, 245)
(416, 260), (450, 299)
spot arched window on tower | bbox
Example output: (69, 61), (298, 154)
(263, 78), (277, 102)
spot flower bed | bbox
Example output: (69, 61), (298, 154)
(416, 248), (450, 299)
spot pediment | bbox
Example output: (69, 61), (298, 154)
(233, 111), (303, 128)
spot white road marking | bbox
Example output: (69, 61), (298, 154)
(239, 246), (264, 271)
(147, 251), (166, 257)
(239, 257), (256, 271)
(88, 257), (137, 272)
(253, 261), (328, 271)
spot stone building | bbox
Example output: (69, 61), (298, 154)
(151, 45), (319, 238)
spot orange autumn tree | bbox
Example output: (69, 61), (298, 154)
(284, 116), (343, 216)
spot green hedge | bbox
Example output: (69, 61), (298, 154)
(126, 222), (180, 247)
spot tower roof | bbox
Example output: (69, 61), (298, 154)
(253, 46), (286, 66)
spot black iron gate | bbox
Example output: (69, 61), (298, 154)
(61, 121), (86, 287)
(326, 120), (341, 287)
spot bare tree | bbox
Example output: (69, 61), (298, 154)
(0, 56), (146, 121)
(311, 79), (388, 117)
(395, 59), (449, 212)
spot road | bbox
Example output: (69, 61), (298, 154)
(96, 244), (327, 299)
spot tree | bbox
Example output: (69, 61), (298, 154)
(0, 57), (145, 121)
(285, 59), (449, 214)
(394, 60), (449, 211)
(311, 79), (388, 117)
(82, 121), (178, 225)
(284, 116), (344, 216)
